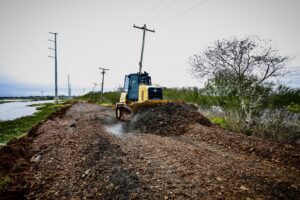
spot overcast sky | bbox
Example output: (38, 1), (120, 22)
(0, 0), (299, 96)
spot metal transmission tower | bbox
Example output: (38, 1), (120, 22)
(48, 32), (59, 104)
(99, 68), (109, 98)
(67, 74), (71, 99)
(133, 24), (155, 73)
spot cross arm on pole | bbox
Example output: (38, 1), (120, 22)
(133, 24), (155, 33)
(99, 67), (109, 71)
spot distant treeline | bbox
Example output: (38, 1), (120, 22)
(163, 86), (300, 113)
(79, 91), (120, 105)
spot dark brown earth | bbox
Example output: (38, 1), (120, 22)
(0, 102), (299, 199)
(125, 103), (212, 136)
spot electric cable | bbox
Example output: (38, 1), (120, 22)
(157, 0), (208, 28)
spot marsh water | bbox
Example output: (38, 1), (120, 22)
(0, 100), (53, 121)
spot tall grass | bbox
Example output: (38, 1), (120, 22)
(163, 87), (217, 107)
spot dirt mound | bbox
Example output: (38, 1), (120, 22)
(0, 103), (73, 200)
(125, 102), (211, 136)
(0, 136), (32, 200)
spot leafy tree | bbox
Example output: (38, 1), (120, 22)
(189, 36), (290, 128)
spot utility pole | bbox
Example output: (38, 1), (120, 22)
(133, 24), (155, 74)
(99, 67), (109, 98)
(48, 32), (58, 104)
(40, 91), (44, 98)
(67, 74), (71, 99)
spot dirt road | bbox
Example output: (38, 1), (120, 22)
(1, 102), (299, 199)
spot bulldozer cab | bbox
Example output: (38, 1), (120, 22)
(124, 72), (151, 102)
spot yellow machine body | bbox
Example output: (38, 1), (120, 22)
(115, 72), (166, 120)
(138, 84), (149, 102)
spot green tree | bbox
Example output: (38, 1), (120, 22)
(189, 36), (290, 129)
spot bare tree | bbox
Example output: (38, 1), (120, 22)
(189, 36), (290, 129)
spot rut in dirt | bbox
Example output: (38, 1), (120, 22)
(0, 102), (299, 200)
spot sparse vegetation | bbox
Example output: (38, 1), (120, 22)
(0, 103), (66, 144)
(0, 176), (11, 192)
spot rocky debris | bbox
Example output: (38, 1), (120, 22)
(0, 102), (299, 199)
(121, 133), (300, 199)
(30, 154), (41, 163)
(186, 124), (300, 167)
(240, 185), (249, 191)
(24, 102), (149, 200)
(125, 102), (211, 136)
(70, 123), (76, 128)
(81, 169), (90, 178)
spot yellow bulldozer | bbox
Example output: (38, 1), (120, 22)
(115, 71), (170, 120)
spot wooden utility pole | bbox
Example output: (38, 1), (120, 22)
(99, 68), (109, 98)
(49, 32), (58, 104)
(133, 24), (155, 74)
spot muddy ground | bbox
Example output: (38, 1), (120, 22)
(0, 102), (299, 199)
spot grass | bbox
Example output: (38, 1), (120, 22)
(287, 102), (300, 113)
(0, 176), (11, 192)
(210, 116), (229, 128)
(0, 101), (15, 104)
(0, 103), (66, 144)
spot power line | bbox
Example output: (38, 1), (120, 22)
(157, 0), (208, 28)
(106, 0), (209, 68)
(102, 0), (164, 67)
(145, 0), (180, 23)
(102, 29), (133, 66)
(109, 46), (137, 67)
(139, 0), (164, 23)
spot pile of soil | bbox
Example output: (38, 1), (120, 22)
(125, 102), (211, 136)
(0, 103), (73, 199)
